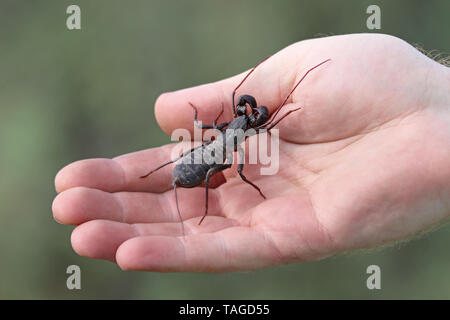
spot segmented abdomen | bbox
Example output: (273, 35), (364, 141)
(173, 142), (225, 188)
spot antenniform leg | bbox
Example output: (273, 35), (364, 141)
(265, 107), (302, 131)
(256, 59), (331, 129)
(231, 56), (271, 116)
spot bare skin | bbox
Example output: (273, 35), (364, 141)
(52, 34), (450, 272)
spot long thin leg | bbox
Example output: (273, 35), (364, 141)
(199, 164), (232, 225)
(217, 123), (229, 130)
(189, 102), (228, 130)
(140, 144), (204, 178)
(256, 58), (331, 129)
(265, 107), (302, 131)
(172, 179), (185, 237)
(212, 103), (224, 127)
(253, 107), (302, 136)
(237, 145), (266, 199)
(232, 56), (271, 117)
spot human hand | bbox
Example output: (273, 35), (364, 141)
(52, 34), (450, 272)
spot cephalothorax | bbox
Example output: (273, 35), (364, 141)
(141, 57), (331, 235)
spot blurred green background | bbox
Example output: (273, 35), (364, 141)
(0, 0), (449, 299)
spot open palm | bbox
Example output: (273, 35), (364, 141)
(53, 34), (450, 272)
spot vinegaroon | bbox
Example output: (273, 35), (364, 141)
(140, 56), (331, 236)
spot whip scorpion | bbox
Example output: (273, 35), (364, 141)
(140, 57), (331, 235)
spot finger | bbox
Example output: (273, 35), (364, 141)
(54, 145), (177, 193)
(55, 142), (225, 193)
(114, 142), (226, 192)
(53, 186), (223, 225)
(71, 217), (236, 262)
(55, 158), (125, 193)
(155, 53), (294, 136)
(115, 227), (283, 272)
(71, 220), (134, 262)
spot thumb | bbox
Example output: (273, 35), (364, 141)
(154, 79), (234, 137)
(154, 55), (290, 136)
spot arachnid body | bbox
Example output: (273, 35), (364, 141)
(141, 57), (331, 235)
